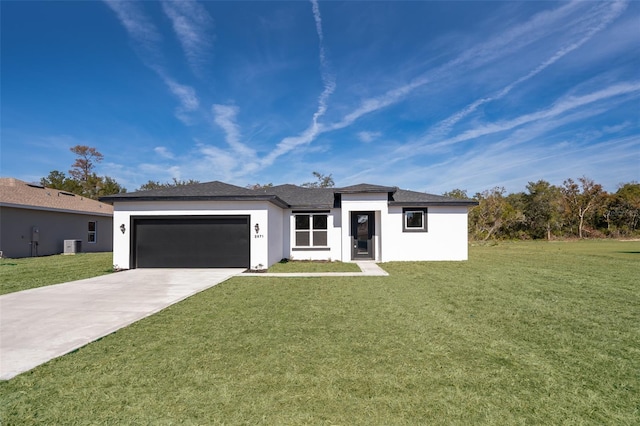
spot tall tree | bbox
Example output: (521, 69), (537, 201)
(41, 145), (126, 199)
(246, 183), (274, 190)
(503, 192), (527, 238)
(68, 145), (104, 183)
(301, 172), (335, 188)
(608, 182), (640, 235)
(562, 177), (604, 238)
(136, 178), (200, 192)
(443, 189), (469, 199)
(470, 187), (524, 240)
(97, 176), (127, 198)
(40, 170), (82, 194)
(524, 180), (563, 240)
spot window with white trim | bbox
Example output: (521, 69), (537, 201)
(88, 221), (97, 243)
(295, 214), (328, 246)
(403, 208), (427, 232)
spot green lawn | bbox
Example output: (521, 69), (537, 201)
(1, 241), (638, 424)
(268, 259), (362, 273)
(0, 252), (114, 295)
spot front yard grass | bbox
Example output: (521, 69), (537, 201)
(1, 240), (638, 424)
(268, 259), (362, 273)
(0, 252), (113, 295)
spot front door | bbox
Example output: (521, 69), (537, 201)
(351, 212), (374, 260)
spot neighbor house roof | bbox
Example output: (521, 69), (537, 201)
(100, 180), (477, 208)
(0, 178), (113, 216)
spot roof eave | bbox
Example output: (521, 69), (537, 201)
(389, 201), (479, 207)
(0, 202), (114, 216)
(100, 194), (290, 208)
(287, 204), (334, 210)
(336, 187), (397, 194)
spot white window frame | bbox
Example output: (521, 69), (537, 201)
(294, 213), (328, 247)
(88, 221), (97, 243)
(403, 208), (428, 232)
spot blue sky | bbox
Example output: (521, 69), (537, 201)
(2, 1), (638, 194)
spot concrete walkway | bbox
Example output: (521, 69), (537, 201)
(0, 268), (243, 380)
(242, 261), (389, 277)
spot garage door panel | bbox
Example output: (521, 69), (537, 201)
(134, 217), (249, 268)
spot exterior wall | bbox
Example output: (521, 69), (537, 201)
(0, 206), (113, 258)
(112, 200), (276, 270)
(266, 203), (284, 267)
(383, 206), (470, 261)
(340, 193), (389, 262)
(110, 197), (471, 268)
(286, 209), (342, 261)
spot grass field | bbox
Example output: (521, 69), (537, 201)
(268, 259), (362, 273)
(1, 241), (638, 424)
(0, 252), (113, 295)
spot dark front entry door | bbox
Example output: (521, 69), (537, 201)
(351, 212), (374, 260)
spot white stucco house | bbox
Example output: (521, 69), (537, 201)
(100, 181), (477, 270)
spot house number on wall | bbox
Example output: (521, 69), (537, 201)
(254, 223), (264, 238)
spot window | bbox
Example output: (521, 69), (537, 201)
(403, 208), (427, 232)
(88, 221), (97, 243)
(295, 214), (328, 246)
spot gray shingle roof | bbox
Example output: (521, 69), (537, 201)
(390, 188), (477, 206)
(100, 180), (477, 207)
(336, 183), (397, 194)
(100, 181), (290, 208)
(103, 181), (254, 198)
(262, 185), (336, 208)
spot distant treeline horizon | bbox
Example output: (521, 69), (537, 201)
(443, 177), (639, 240)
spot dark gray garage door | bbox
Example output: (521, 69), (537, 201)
(133, 216), (250, 268)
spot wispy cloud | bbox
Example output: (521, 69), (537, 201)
(98, 1), (637, 191)
(211, 104), (257, 160)
(428, 81), (640, 150)
(137, 163), (182, 183)
(154, 146), (175, 159)
(357, 131), (381, 143)
(104, 0), (200, 125)
(324, 1), (617, 135)
(310, 0), (336, 145)
(261, 0), (335, 167)
(326, 76), (428, 132)
(103, 0), (161, 55)
(427, 0), (628, 139)
(422, 134), (640, 195)
(160, 73), (200, 124)
(196, 144), (243, 182)
(251, 1), (633, 180)
(161, 0), (215, 76)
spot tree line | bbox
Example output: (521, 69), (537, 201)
(40, 149), (637, 239)
(40, 147), (337, 196)
(445, 177), (640, 240)
(40, 146), (126, 199)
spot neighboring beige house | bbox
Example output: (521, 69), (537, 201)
(0, 178), (113, 258)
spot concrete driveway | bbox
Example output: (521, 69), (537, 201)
(0, 268), (244, 380)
